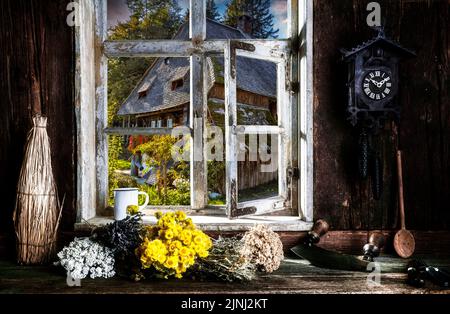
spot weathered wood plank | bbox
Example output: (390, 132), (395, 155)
(312, 0), (450, 230)
(104, 40), (194, 58)
(76, 0), (97, 221)
(189, 0), (207, 210)
(299, 0), (314, 222)
(95, 0), (109, 215)
(104, 127), (176, 136)
(104, 40), (290, 58)
(289, 0), (300, 216)
(0, 0), (76, 235)
(1, 258), (449, 294)
(224, 42), (239, 218)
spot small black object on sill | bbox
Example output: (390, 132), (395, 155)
(407, 260), (450, 289)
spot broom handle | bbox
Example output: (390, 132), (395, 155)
(397, 150), (406, 230)
(30, 4), (43, 116)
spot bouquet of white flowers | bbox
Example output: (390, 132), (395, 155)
(55, 237), (115, 280)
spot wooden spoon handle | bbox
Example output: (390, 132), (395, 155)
(397, 150), (406, 230)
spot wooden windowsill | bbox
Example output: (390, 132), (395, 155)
(75, 215), (313, 232)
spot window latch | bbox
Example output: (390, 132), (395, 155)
(290, 81), (300, 94)
(287, 167), (300, 181)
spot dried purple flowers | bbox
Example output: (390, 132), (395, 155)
(92, 214), (143, 259)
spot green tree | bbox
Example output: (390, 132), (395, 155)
(109, 0), (184, 40)
(224, 0), (278, 39)
(134, 135), (180, 203)
(206, 0), (221, 21)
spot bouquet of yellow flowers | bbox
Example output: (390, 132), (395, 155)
(135, 211), (212, 279)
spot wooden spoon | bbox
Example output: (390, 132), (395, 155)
(394, 150), (415, 258)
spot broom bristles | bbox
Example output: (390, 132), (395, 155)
(13, 116), (62, 265)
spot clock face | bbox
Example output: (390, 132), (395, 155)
(362, 70), (393, 101)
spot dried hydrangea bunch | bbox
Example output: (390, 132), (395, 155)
(55, 237), (115, 280)
(241, 225), (284, 273)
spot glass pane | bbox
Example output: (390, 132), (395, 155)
(209, 51), (280, 205)
(108, 134), (191, 207)
(205, 0), (288, 39)
(237, 133), (279, 203)
(107, 0), (288, 41)
(236, 56), (277, 126)
(107, 0), (189, 40)
(108, 57), (190, 128)
(207, 53), (226, 205)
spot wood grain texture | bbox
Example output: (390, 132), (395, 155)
(1, 258), (450, 294)
(313, 0), (450, 230)
(0, 0), (449, 256)
(0, 0), (76, 238)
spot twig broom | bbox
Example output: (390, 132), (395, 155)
(13, 116), (63, 265)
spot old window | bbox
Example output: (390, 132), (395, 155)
(171, 79), (184, 91)
(138, 79), (154, 98)
(75, 0), (313, 230)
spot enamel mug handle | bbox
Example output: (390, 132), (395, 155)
(138, 191), (149, 211)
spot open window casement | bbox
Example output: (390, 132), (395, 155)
(224, 40), (292, 219)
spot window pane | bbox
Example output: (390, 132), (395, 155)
(108, 134), (191, 207)
(237, 133), (279, 203)
(205, 0), (288, 39)
(207, 53), (226, 205)
(107, 0), (189, 40)
(107, 0), (288, 41)
(236, 57), (278, 126)
(108, 57), (190, 128)
(207, 53), (279, 205)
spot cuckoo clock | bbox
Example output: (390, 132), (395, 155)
(342, 29), (416, 130)
(342, 29), (415, 200)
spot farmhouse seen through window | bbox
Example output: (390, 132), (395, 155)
(75, 0), (313, 228)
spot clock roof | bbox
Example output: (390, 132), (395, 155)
(342, 30), (416, 60)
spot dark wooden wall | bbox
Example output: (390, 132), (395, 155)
(0, 0), (76, 252)
(313, 0), (450, 230)
(0, 0), (449, 255)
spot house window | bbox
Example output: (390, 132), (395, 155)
(138, 80), (153, 98)
(171, 79), (184, 91)
(151, 121), (156, 128)
(75, 0), (313, 230)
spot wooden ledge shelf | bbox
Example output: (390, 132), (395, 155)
(1, 257), (450, 294)
(75, 216), (313, 232)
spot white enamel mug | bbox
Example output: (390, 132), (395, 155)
(113, 188), (149, 220)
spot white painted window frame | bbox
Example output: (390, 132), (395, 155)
(224, 41), (291, 219)
(75, 0), (314, 227)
